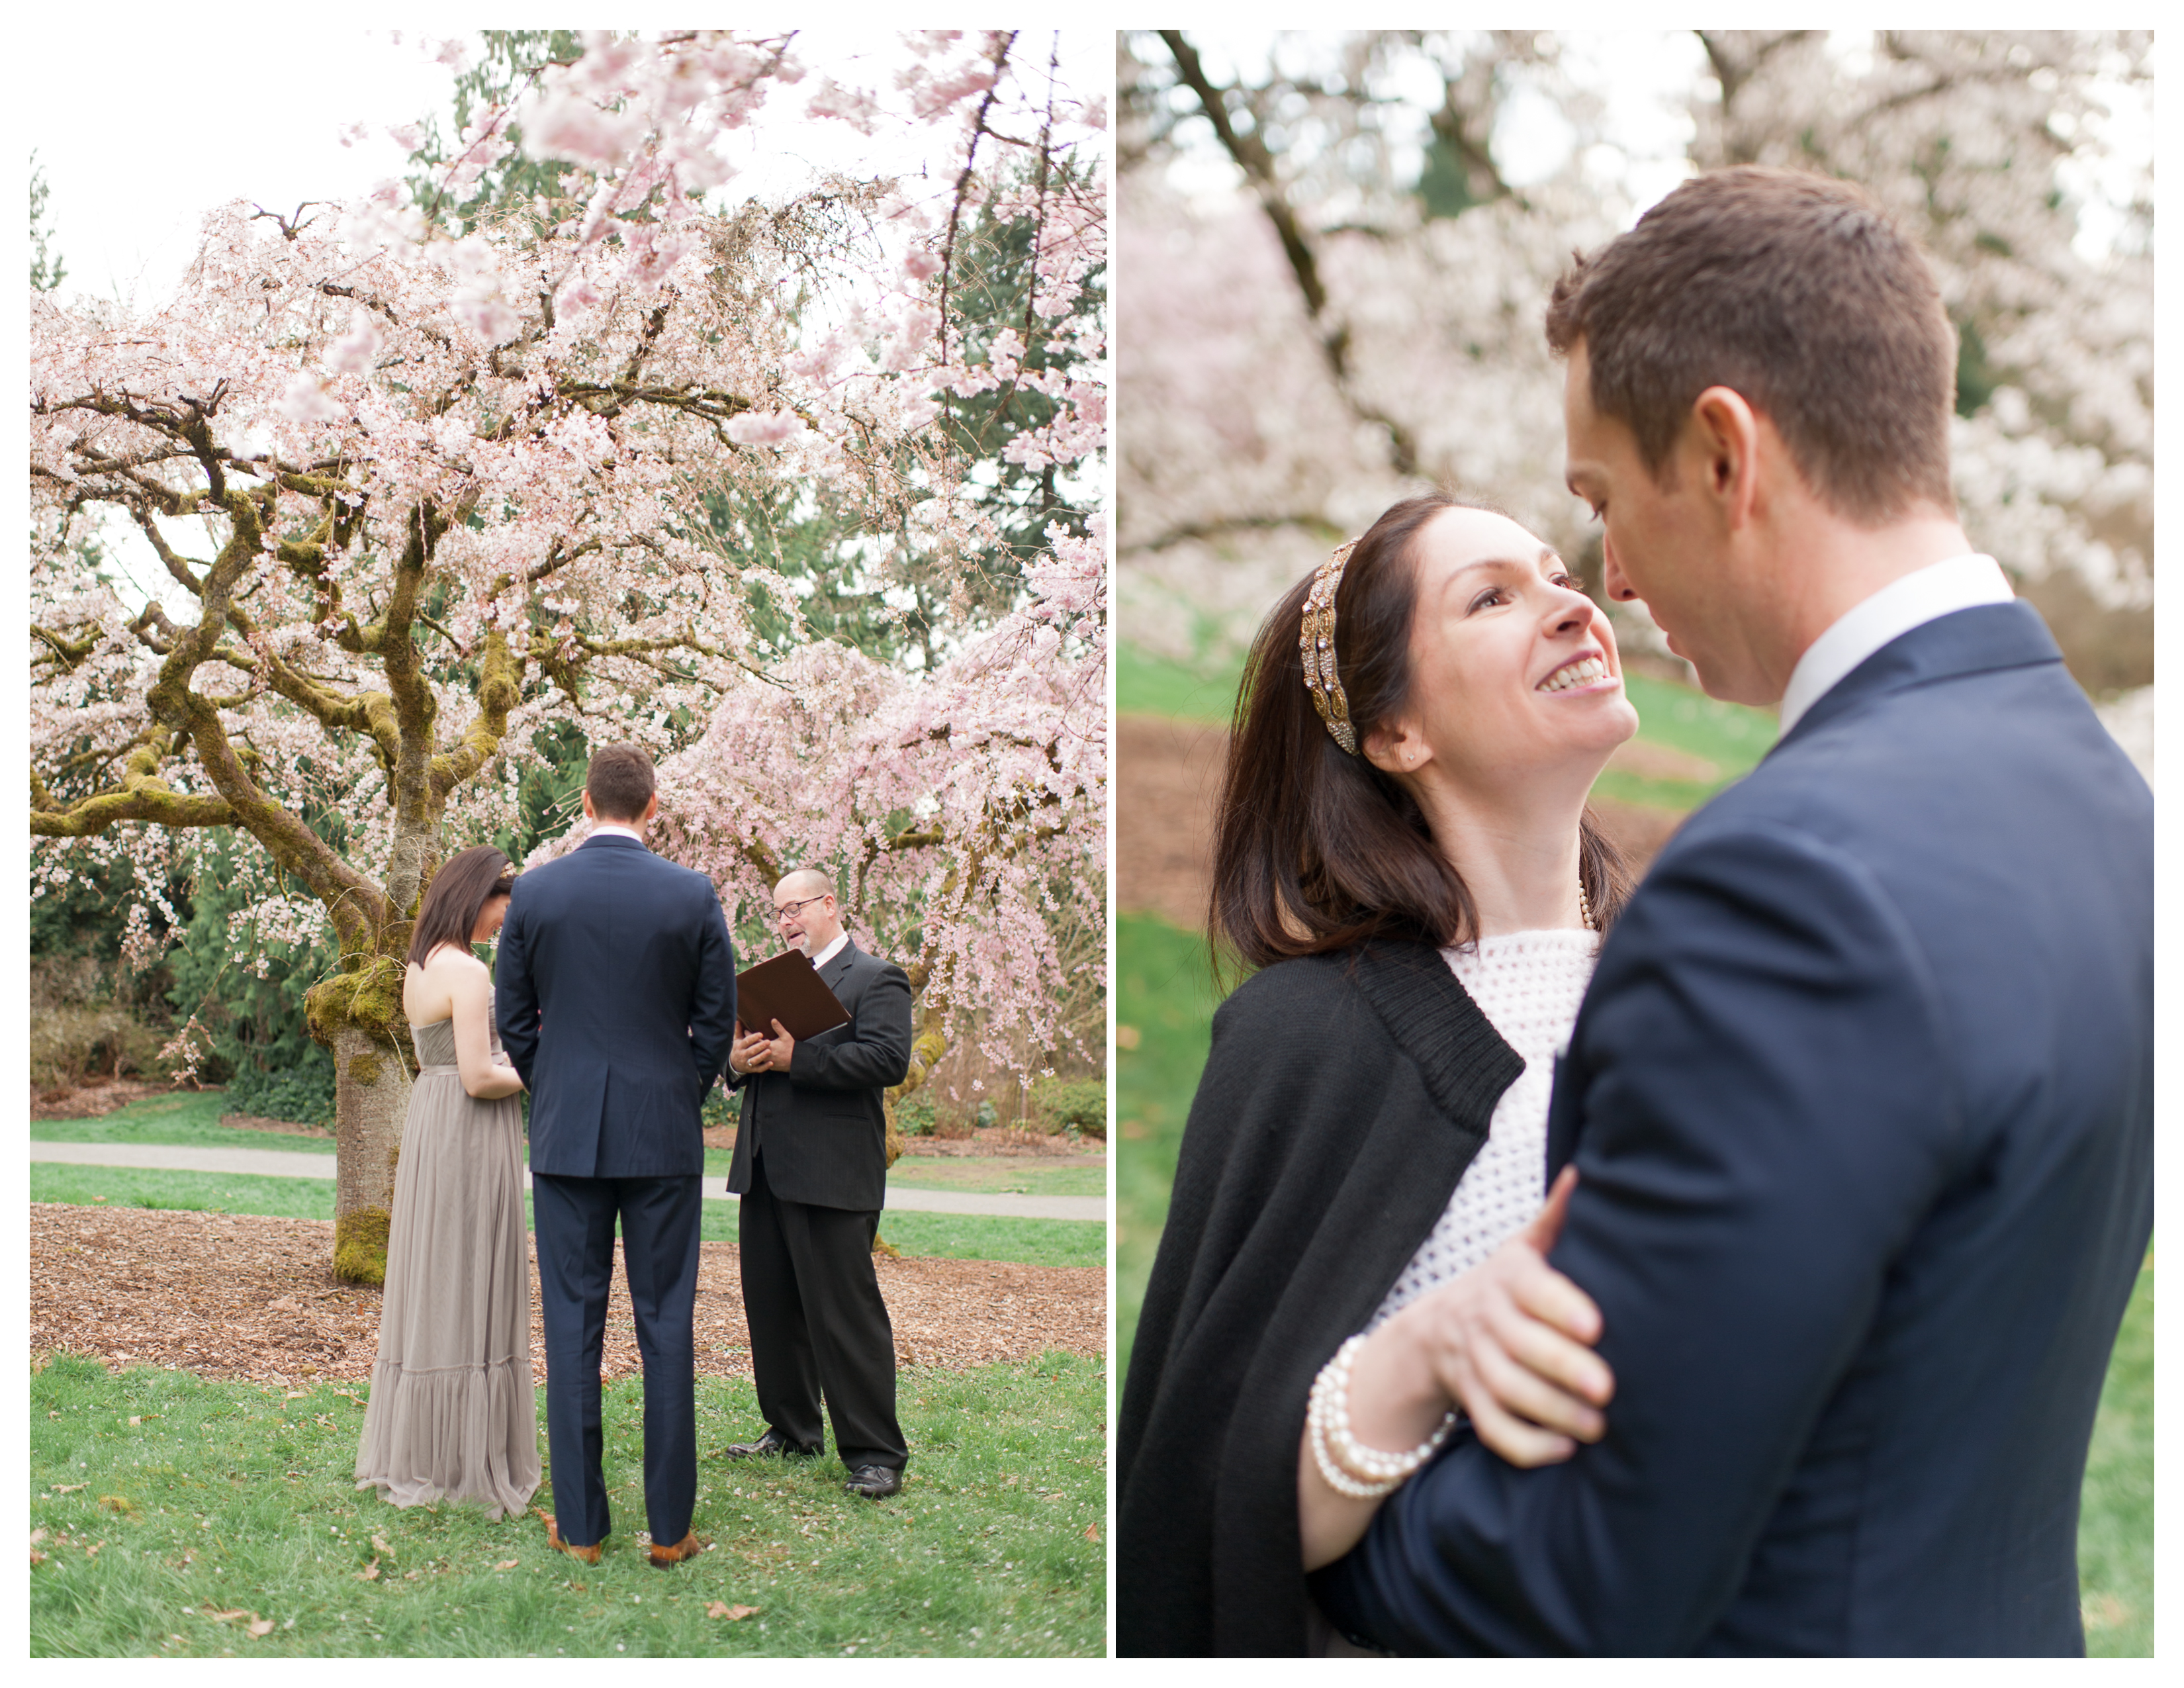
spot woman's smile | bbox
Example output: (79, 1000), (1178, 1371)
(1536, 650), (1617, 694)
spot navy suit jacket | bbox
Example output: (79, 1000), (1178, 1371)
(1318, 601), (2152, 1656)
(495, 835), (738, 1178)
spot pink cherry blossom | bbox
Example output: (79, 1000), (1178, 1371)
(31, 30), (1107, 1270)
(725, 410), (805, 447)
(277, 372), (346, 425)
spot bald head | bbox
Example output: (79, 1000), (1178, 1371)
(773, 868), (842, 955)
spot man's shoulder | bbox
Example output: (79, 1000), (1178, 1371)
(513, 841), (721, 910)
(834, 940), (904, 980)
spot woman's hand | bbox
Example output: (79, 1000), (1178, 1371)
(1298, 1168), (1614, 1570)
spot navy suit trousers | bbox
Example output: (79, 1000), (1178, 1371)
(531, 1172), (702, 1548)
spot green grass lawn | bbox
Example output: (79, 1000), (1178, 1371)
(30, 1167), (1103, 1272)
(1112, 904), (2153, 1656)
(1114, 911), (1229, 1382)
(887, 1158), (1108, 1199)
(32, 1165), (340, 1221)
(30, 1348), (1105, 1657)
(1116, 639), (1247, 726)
(2078, 1256), (2153, 1656)
(31, 1090), (335, 1154)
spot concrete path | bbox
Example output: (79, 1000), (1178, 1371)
(28, 1141), (1107, 1223)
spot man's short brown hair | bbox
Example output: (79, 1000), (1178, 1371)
(1545, 166), (1957, 524)
(586, 741), (655, 822)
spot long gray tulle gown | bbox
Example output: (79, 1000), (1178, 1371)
(354, 1000), (540, 1521)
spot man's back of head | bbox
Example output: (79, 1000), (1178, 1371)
(585, 741), (656, 825)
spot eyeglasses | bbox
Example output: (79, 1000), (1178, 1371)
(775, 894), (829, 922)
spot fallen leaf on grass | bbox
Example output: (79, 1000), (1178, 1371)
(1083, 1523), (1099, 1542)
(285, 1391), (309, 1401)
(355, 1559), (381, 1581)
(101, 1495), (136, 1515)
(334, 1391), (367, 1409)
(128, 1416), (141, 1426)
(248, 1618), (275, 1638)
(371, 1534), (392, 1556)
(494, 1559), (520, 1570)
(30, 1530), (47, 1546)
(54, 1483), (87, 1493)
(706, 1603), (759, 1621)
(202, 1606), (249, 1621)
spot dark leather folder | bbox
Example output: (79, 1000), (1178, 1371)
(735, 948), (850, 1041)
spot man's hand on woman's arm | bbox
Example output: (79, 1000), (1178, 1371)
(1297, 1167), (1615, 1571)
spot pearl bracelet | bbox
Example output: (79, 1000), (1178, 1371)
(1306, 1333), (1458, 1500)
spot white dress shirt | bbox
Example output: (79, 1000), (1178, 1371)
(1777, 553), (2015, 737)
(586, 821), (647, 843)
(808, 931), (848, 970)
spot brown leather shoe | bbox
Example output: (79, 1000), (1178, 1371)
(648, 1530), (707, 1568)
(543, 1513), (602, 1566)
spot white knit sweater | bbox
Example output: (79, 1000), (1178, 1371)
(1366, 927), (1599, 1331)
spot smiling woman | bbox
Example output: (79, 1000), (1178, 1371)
(1208, 492), (1639, 967)
(1116, 491), (1644, 1655)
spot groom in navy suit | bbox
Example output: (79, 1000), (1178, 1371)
(496, 742), (739, 1567)
(1314, 169), (2152, 1655)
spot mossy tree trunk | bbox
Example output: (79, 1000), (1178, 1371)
(328, 1023), (412, 1282)
(308, 953), (418, 1286)
(32, 487), (523, 1288)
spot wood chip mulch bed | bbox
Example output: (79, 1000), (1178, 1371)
(30, 1204), (1105, 1387)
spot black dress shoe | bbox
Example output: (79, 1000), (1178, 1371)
(722, 1428), (821, 1460)
(843, 1464), (903, 1499)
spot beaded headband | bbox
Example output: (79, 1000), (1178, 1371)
(1300, 539), (1360, 755)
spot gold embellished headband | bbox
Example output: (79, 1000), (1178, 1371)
(1300, 539), (1359, 755)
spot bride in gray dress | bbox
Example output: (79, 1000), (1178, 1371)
(355, 845), (541, 1521)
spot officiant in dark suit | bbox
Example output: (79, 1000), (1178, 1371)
(723, 868), (914, 1498)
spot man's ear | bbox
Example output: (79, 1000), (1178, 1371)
(1688, 385), (1762, 528)
(580, 788), (596, 820)
(643, 792), (660, 823)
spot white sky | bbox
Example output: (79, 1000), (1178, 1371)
(26, 23), (1103, 310)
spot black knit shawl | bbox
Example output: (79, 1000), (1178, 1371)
(1116, 940), (1524, 1656)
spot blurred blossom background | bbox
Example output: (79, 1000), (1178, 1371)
(1111, 34), (2154, 1654)
(1115, 28), (2153, 765)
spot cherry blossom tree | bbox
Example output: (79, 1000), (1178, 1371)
(653, 520), (1105, 1115)
(30, 28), (1107, 1280)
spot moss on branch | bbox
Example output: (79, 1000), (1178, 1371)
(30, 729), (236, 837)
(305, 956), (408, 1050)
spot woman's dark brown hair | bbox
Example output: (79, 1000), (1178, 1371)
(407, 845), (517, 965)
(1210, 493), (1630, 970)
